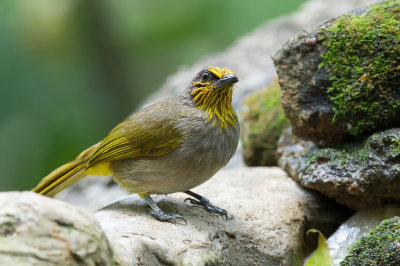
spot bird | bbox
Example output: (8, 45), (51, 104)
(32, 66), (240, 223)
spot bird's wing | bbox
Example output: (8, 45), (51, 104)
(88, 101), (183, 166)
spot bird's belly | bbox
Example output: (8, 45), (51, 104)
(110, 129), (238, 194)
(110, 150), (224, 194)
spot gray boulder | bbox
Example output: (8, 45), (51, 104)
(2, 169), (350, 265)
(95, 167), (351, 265)
(278, 127), (400, 210)
(277, 127), (318, 179)
(0, 192), (113, 266)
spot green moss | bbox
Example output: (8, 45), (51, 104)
(112, 256), (123, 266)
(240, 79), (290, 166)
(203, 257), (222, 266)
(391, 137), (400, 155)
(304, 136), (373, 174)
(341, 216), (400, 265)
(320, 0), (400, 136)
(307, 143), (368, 166)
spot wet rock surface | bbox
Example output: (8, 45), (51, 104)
(277, 127), (318, 179)
(278, 128), (400, 210)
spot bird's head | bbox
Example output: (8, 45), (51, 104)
(187, 67), (239, 129)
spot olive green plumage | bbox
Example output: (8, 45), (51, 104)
(32, 67), (239, 222)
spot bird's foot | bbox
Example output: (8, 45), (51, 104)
(184, 196), (227, 220)
(150, 209), (187, 225)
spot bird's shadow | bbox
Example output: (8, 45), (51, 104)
(97, 194), (233, 228)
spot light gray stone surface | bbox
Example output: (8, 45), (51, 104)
(0, 192), (113, 266)
(2, 169), (350, 265)
(94, 167), (350, 265)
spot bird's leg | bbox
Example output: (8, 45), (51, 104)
(141, 194), (186, 224)
(184, 190), (227, 220)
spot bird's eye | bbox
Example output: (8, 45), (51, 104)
(201, 72), (210, 81)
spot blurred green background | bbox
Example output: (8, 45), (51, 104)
(0, 0), (306, 191)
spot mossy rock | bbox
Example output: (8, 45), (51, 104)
(320, 0), (400, 136)
(341, 216), (400, 265)
(240, 79), (289, 166)
(273, 0), (400, 145)
(278, 127), (400, 210)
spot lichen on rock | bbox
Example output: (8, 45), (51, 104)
(340, 216), (400, 265)
(240, 79), (290, 166)
(320, 0), (400, 136)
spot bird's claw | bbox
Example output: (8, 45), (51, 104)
(150, 209), (187, 225)
(184, 197), (228, 221)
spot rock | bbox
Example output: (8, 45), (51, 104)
(327, 205), (400, 265)
(273, 22), (344, 146)
(277, 127), (318, 179)
(273, 0), (400, 145)
(0, 191), (113, 266)
(94, 167), (351, 265)
(240, 79), (290, 166)
(341, 215), (400, 265)
(278, 127), (400, 210)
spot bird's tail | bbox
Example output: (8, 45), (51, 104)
(32, 143), (100, 197)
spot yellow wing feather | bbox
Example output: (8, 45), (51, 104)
(88, 121), (182, 167)
(33, 100), (184, 197)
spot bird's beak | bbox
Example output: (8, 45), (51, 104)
(215, 74), (239, 88)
